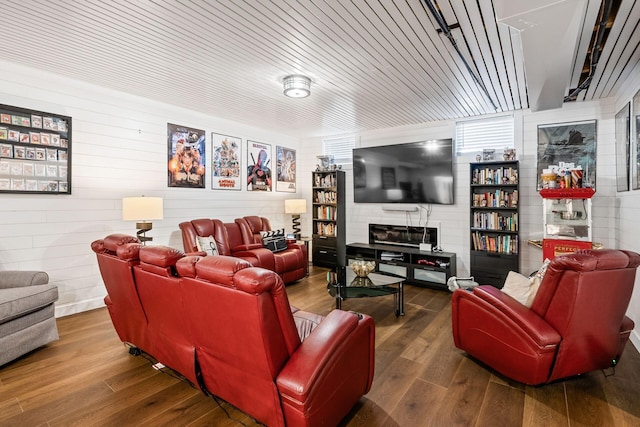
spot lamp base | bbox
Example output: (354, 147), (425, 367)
(291, 215), (301, 240)
(135, 222), (153, 245)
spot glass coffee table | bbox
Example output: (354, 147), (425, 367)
(327, 267), (404, 317)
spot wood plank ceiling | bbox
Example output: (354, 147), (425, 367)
(0, 0), (637, 138)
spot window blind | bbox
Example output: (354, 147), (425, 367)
(455, 115), (514, 155)
(323, 134), (356, 166)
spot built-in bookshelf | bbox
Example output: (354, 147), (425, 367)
(312, 170), (345, 268)
(470, 160), (519, 287)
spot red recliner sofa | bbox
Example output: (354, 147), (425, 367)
(452, 249), (640, 385)
(92, 234), (375, 426)
(179, 217), (307, 284)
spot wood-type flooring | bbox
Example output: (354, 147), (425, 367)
(1, 266), (639, 426)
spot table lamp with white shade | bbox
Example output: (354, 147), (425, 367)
(122, 196), (164, 244)
(284, 198), (307, 240)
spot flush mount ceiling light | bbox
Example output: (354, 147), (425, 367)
(283, 75), (311, 98)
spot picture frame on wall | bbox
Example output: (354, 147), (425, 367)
(247, 140), (272, 191)
(167, 123), (206, 188)
(615, 102), (630, 192)
(211, 133), (242, 190)
(0, 104), (72, 195)
(633, 89), (640, 190)
(536, 120), (597, 191)
(275, 145), (296, 192)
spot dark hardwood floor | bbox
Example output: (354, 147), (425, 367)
(2, 266), (640, 426)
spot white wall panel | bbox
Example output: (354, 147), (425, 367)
(0, 60), (302, 317)
(614, 74), (640, 350)
(2, 56), (638, 356)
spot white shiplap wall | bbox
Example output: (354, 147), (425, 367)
(2, 58), (638, 350)
(312, 100), (618, 276)
(615, 60), (640, 350)
(0, 60), (302, 317)
(306, 97), (639, 348)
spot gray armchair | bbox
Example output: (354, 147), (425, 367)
(0, 271), (59, 366)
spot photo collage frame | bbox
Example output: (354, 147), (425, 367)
(0, 104), (71, 194)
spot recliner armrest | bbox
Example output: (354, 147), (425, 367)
(232, 247), (276, 270)
(0, 271), (49, 289)
(276, 310), (375, 405)
(234, 243), (263, 251)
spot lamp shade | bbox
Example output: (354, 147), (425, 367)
(122, 197), (164, 221)
(284, 199), (307, 214)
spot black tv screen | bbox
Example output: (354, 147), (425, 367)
(353, 139), (454, 204)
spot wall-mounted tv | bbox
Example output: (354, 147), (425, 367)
(353, 139), (454, 204)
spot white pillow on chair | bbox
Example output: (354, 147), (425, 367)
(501, 271), (535, 306)
(502, 259), (550, 307)
(196, 235), (219, 256)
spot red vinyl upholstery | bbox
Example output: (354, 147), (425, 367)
(236, 216), (308, 282)
(133, 245), (199, 387)
(90, 234), (153, 354)
(92, 234), (375, 427)
(180, 217), (307, 284)
(452, 249), (640, 385)
(237, 215), (272, 244)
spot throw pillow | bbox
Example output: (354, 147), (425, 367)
(501, 271), (533, 306)
(502, 259), (551, 308)
(261, 228), (287, 252)
(196, 235), (219, 256)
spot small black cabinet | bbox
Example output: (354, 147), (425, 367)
(346, 242), (456, 291)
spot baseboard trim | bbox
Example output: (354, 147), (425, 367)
(55, 297), (106, 318)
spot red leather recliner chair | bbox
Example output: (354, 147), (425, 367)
(175, 254), (375, 426)
(133, 245), (200, 387)
(235, 215), (308, 282)
(91, 234), (153, 354)
(452, 249), (640, 385)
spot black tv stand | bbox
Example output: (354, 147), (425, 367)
(345, 243), (456, 291)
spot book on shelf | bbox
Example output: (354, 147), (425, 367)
(314, 190), (336, 203)
(314, 173), (336, 188)
(472, 231), (518, 254)
(316, 205), (337, 220)
(472, 166), (518, 185)
(472, 189), (518, 208)
(472, 211), (518, 231)
(316, 222), (336, 237)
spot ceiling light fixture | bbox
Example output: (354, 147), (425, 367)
(283, 75), (311, 98)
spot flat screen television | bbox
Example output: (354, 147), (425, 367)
(353, 139), (454, 204)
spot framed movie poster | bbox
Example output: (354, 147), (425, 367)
(537, 120), (597, 191)
(211, 133), (241, 190)
(615, 103), (630, 192)
(276, 146), (296, 192)
(167, 123), (205, 188)
(633, 89), (640, 190)
(247, 141), (272, 191)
